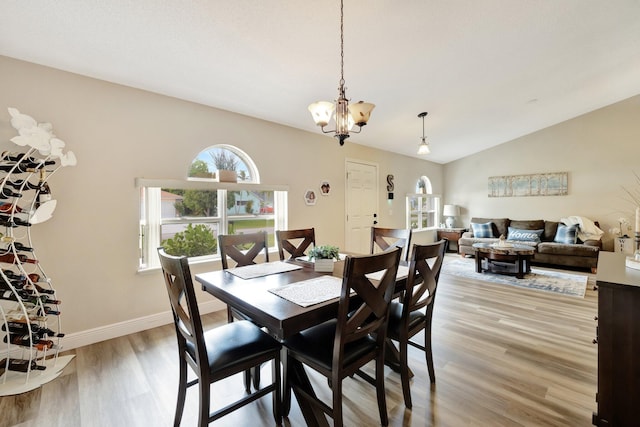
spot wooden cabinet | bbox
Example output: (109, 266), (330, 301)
(436, 228), (466, 253)
(593, 252), (640, 426)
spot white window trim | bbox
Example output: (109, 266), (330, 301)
(136, 178), (288, 272)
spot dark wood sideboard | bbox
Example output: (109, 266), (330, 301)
(593, 252), (640, 426)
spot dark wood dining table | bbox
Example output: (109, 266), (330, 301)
(195, 257), (408, 427)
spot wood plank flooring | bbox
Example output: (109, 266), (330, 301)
(0, 258), (598, 426)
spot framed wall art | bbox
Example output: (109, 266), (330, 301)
(320, 180), (331, 196)
(304, 189), (317, 205)
(488, 172), (568, 197)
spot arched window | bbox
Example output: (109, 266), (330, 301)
(188, 144), (260, 183)
(406, 175), (441, 231)
(416, 176), (433, 194)
(138, 145), (287, 270)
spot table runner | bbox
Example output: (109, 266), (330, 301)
(226, 261), (303, 280)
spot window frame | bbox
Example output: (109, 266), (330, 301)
(137, 178), (288, 271)
(406, 192), (442, 231)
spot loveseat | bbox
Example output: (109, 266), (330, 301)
(458, 217), (602, 273)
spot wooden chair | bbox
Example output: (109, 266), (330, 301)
(276, 228), (315, 260)
(218, 231), (270, 322)
(157, 248), (282, 427)
(284, 248), (402, 427)
(371, 227), (413, 262)
(218, 231), (269, 270)
(386, 240), (447, 408)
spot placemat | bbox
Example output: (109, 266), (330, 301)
(226, 261), (303, 280)
(269, 276), (343, 307)
(365, 265), (409, 281)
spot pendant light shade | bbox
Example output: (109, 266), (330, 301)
(417, 112), (430, 155)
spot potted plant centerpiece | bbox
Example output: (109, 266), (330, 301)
(308, 245), (340, 272)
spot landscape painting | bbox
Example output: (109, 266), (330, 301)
(488, 172), (568, 197)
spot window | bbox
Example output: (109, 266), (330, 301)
(406, 176), (440, 231)
(138, 145), (287, 270)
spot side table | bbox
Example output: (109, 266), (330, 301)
(436, 228), (466, 253)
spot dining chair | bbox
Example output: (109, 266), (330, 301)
(386, 240), (447, 408)
(157, 248), (282, 427)
(218, 231), (272, 389)
(284, 247), (402, 427)
(219, 231), (270, 322)
(371, 226), (413, 262)
(275, 227), (315, 260)
(218, 231), (269, 270)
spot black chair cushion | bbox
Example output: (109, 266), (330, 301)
(284, 319), (377, 371)
(186, 320), (281, 374)
(386, 301), (426, 340)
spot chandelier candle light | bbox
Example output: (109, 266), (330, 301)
(308, 0), (375, 145)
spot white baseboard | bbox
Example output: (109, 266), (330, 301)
(61, 300), (225, 351)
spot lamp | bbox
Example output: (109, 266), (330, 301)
(417, 112), (430, 155)
(308, 0), (375, 146)
(443, 204), (459, 228)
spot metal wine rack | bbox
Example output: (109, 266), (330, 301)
(0, 108), (76, 395)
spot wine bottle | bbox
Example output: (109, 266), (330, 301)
(0, 178), (39, 191)
(1, 151), (56, 166)
(35, 169), (52, 209)
(3, 269), (26, 281)
(0, 187), (22, 199)
(4, 333), (55, 350)
(0, 253), (38, 264)
(0, 241), (34, 252)
(0, 358), (46, 373)
(1, 322), (64, 338)
(0, 214), (31, 227)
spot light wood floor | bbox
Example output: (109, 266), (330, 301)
(0, 259), (598, 426)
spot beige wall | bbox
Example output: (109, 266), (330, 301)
(0, 56), (442, 342)
(444, 94), (640, 251)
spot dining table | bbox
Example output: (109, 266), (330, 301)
(195, 256), (410, 427)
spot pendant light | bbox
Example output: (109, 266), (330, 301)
(417, 112), (430, 155)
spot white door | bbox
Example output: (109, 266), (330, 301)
(345, 160), (378, 254)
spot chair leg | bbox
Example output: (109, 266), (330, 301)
(399, 338), (413, 408)
(332, 373), (343, 427)
(244, 369), (251, 392)
(272, 356), (282, 425)
(252, 365), (261, 389)
(375, 353), (389, 426)
(198, 376), (211, 427)
(174, 357), (188, 427)
(425, 325), (436, 383)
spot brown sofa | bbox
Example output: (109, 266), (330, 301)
(458, 217), (601, 273)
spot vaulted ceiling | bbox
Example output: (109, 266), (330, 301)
(1, 0), (639, 163)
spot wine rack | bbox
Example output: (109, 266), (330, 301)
(0, 108), (76, 395)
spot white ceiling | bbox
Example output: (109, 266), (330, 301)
(1, 0), (639, 164)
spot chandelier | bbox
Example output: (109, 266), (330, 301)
(417, 112), (430, 155)
(308, 0), (375, 146)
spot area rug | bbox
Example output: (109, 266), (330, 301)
(442, 258), (588, 298)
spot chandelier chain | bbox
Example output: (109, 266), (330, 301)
(339, 0), (344, 86)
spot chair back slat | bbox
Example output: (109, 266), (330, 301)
(371, 227), (412, 261)
(276, 228), (315, 260)
(405, 240), (446, 313)
(336, 248), (401, 352)
(219, 231), (269, 269)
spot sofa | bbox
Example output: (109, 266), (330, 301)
(458, 217), (602, 273)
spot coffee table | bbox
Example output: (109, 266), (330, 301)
(473, 242), (535, 279)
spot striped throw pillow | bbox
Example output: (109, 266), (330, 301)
(471, 222), (494, 238)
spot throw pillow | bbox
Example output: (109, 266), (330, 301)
(471, 222), (494, 238)
(507, 227), (544, 242)
(554, 224), (579, 244)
